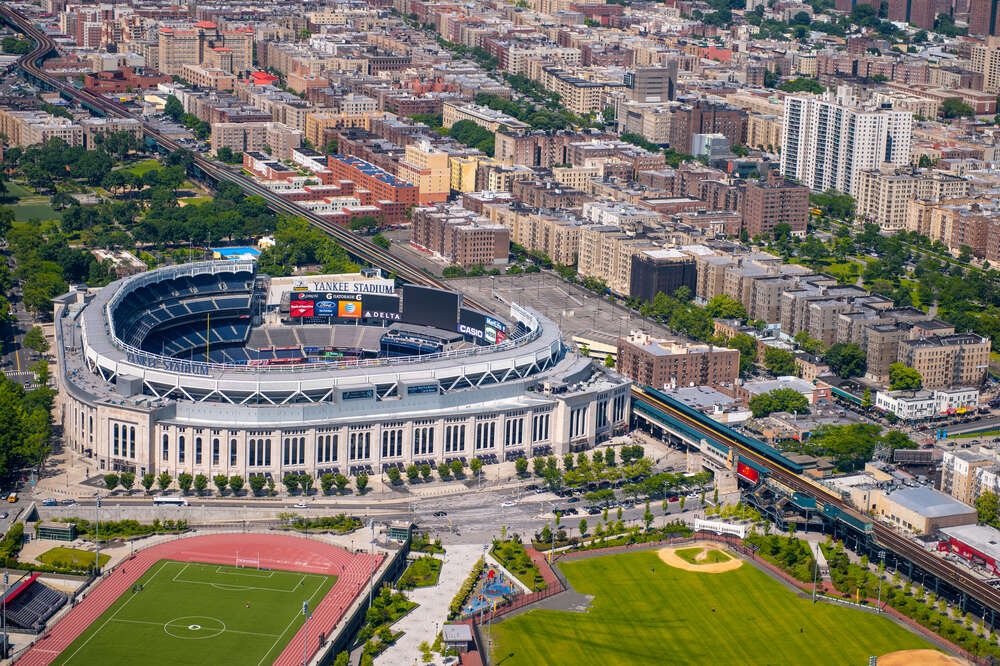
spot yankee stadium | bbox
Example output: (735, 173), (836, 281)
(53, 260), (630, 480)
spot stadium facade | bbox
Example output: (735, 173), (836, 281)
(54, 261), (631, 480)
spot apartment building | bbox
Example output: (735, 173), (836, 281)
(616, 332), (739, 390)
(740, 178), (809, 238)
(397, 141), (449, 205)
(411, 204), (510, 268)
(972, 36), (1000, 93)
(180, 63), (236, 91)
(897, 333), (991, 389)
(449, 155), (498, 193)
(941, 450), (995, 504)
(80, 117), (142, 151)
(619, 104), (673, 145)
(624, 65), (678, 103)
(481, 203), (584, 265)
(629, 249), (698, 304)
(855, 168), (970, 232)
(876, 388), (980, 422)
(157, 22), (253, 77)
(0, 108), (83, 147)
(906, 198), (1000, 262)
(210, 122), (302, 160)
(780, 87), (912, 196)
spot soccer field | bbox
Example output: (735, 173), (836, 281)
(491, 549), (937, 665)
(52, 560), (337, 666)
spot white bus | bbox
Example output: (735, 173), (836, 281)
(153, 496), (188, 506)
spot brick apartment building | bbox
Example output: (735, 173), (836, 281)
(411, 204), (510, 268)
(740, 178), (809, 237)
(616, 332), (739, 390)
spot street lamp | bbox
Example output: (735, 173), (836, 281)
(876, 551), (886, 612)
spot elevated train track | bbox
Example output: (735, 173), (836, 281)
(634, 386), (1000, 619)
(8, 3), (1000, 624)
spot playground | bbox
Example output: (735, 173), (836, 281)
(463, 566), (517, 616)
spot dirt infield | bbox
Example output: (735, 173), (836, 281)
(657, 541), (744, 574)
(877, 649), (969, 666)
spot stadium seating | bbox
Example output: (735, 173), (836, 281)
(4, 578), (68, 632)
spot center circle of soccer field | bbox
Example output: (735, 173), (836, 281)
(164, 616), (226, 639)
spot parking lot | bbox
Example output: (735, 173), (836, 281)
(448, 272), (677, 343)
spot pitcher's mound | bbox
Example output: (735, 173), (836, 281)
(877, 650), (968, 666)
(657, 542), (743, 573)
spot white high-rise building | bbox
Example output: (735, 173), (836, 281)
(780, 87), (912, 196)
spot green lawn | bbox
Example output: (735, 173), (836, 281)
(119, 159), (161, 176)
(11, 202), (62, 222)
(3, 181), (34, 200)
(491, 550), (935, 666)
(37, 547), (110, 569)
(52, 560), (336, 666)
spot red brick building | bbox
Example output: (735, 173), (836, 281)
(84, 67), (170, 93)
(740, 178), (809, 238)
(327, 155), (418, 212)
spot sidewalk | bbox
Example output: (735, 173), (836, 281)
(375, 544), (485, 666)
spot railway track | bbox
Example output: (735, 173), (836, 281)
(9, 2), (1000, 619)
(1, 5), (489, 312)
(634, 389), (1000, 614)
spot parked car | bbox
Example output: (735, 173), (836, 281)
(293, 502), (307, 509)
(501, 500), (516, 508)
(60, 498), (76, 505)
(432, 511), (447, 517)
(41, 498), (57, 506)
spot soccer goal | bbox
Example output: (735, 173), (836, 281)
(235, 552), (261, 570)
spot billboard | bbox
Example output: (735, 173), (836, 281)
(736, 461), (759, 483)
(402, 285), (460, 331)
(362, 294), (401, 321)
(314, 300), (337, 316)
(290, 300), (314, 317)
(458, 309), (486, 340)
(338, 300), (362, 318)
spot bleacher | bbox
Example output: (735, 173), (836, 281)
(3, 575), (68, 633)
(112, 270), (254, 348)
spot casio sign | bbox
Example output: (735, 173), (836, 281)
(459, 324), (484, 339)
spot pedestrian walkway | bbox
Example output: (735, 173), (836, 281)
(375, 544), (485, 666)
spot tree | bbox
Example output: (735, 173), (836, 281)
(110, 470), (131, 494)
(763, 347), (796, 375)
(515, 457), (529, 476)
(213, 474), (228, 495)
(706, 294), (747, 320)
(178, 472), (193, 494)
(824, 343), (867, 378)
(470, 458), (483, 476)
(355, 473), (369, 493)
(940, 97), (975, 119)
(533, 457), (545, 476)
(727, 333), (757, 376)
(194, 473), (208, 494)
(420, 465), (432, 482)
(579, 518), (588, 535)
(320, 473), (335, 494)
(104, 473), (119, 491)
(249, 474), (266, 495)
(157, 472), (172, 491)
(450, 459), (464, 477)
(334, 473), (349, 494)
(748, 388), (810, 417)
(229, 475), (244, 494)
(164, 95), (184, 122)
(437, 463), (452, 480)
(22, 326), (48, 354)
(283, 472), (300, 493)
(142, 472), (155, 494)
(386, 467), (402, 484)
(889, 363), (922, 390)
(300, 473), (313, 494)
(977, 492), (999, 527)
(406, 465), (420, 482)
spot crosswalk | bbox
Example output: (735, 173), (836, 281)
(4, 370), (37, 386)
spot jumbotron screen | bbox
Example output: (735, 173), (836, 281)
(402, 285), (460, 330)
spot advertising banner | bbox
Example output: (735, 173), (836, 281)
(338, 300), (362, 318)
(290, 300), (314, 317)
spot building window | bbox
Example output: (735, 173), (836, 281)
(113, 423), (119, 457)
(230, 439), (237, 466)
(213, 439), (220, 465)
(195, 437), (202, 465)
(178, 436), (186, 464)
(162, 434), (169, 462)
(129, 426), (136, 459)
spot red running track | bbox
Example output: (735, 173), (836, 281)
(17, 533), (383, 666)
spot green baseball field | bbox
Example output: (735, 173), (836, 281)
(490, 549), (938, 665)
(52, 560), (337, 666)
